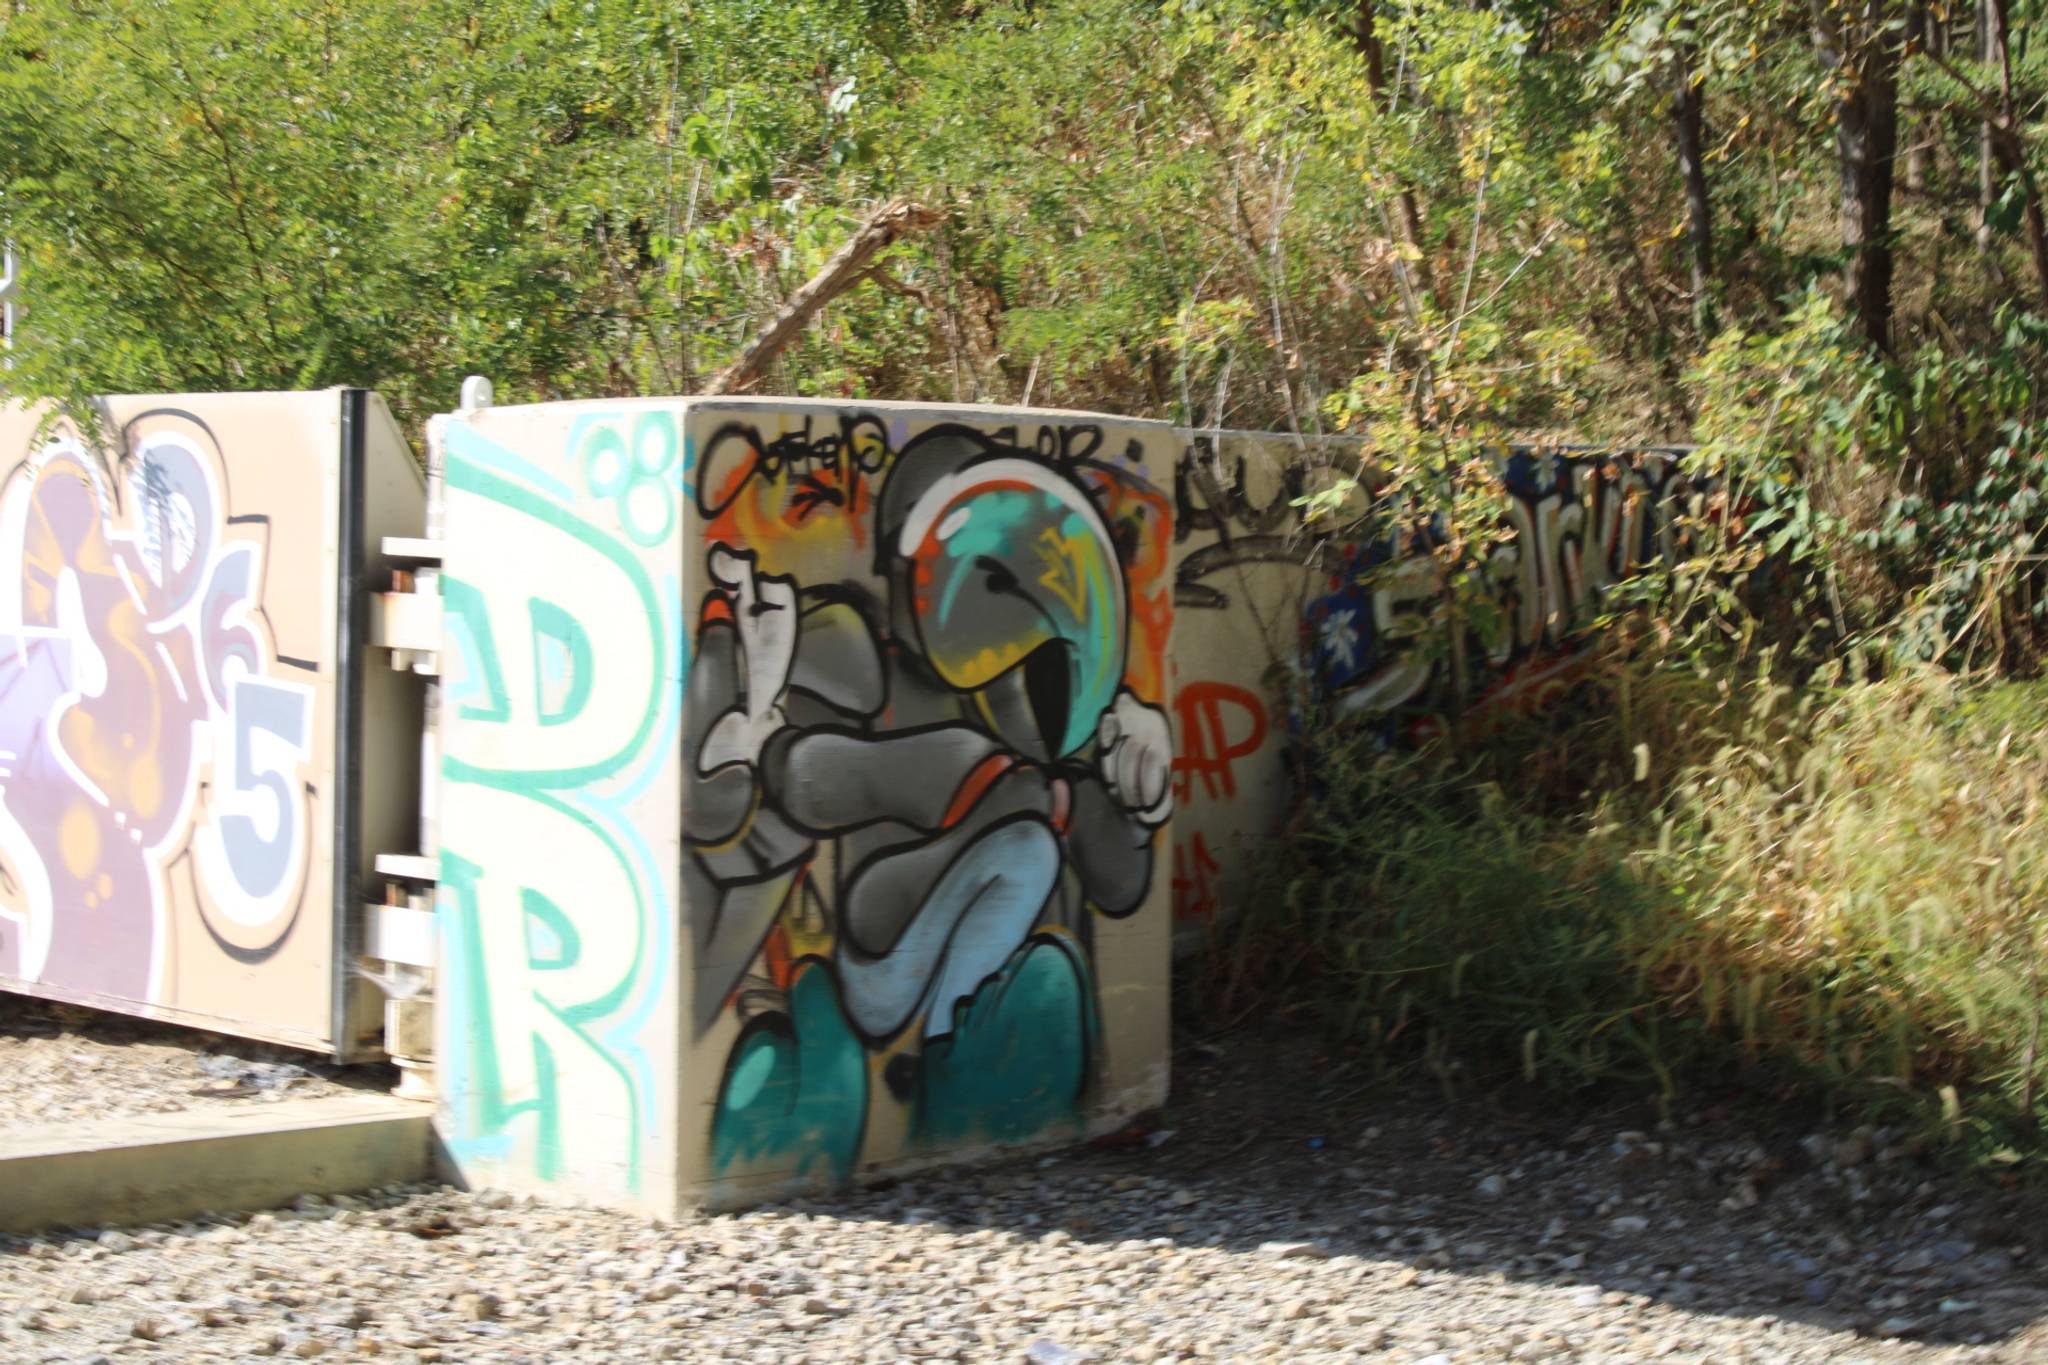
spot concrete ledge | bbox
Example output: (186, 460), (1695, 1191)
(0, 1094), (433, 1235)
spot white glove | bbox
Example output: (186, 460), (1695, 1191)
(698, 545), (797, 773)
(1097, 690), (1174, 826)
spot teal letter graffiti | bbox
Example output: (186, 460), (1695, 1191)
(529, 597), (593, 728)
(442, 578), (511, 724)
(521, 887), (581, 971)
(439, 850), (565, 1182)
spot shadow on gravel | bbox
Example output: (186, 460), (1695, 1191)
(11, 996), (2045, 1355)
(0, 993), (397, 1123)
(794, 1024), (2048, 1356)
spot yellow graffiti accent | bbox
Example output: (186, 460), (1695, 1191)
(129, 753), (163, 825)
(782, 892), (834, 960)
(59, 802), (99, 881)
(934, 638), (1034, 691)
(717, 483), (870, 584)
(1034, 527), (1092, 619)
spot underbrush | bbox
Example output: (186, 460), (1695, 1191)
(1208, 664), (2048, 1167)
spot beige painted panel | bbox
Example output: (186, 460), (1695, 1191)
(432, 400), (687, 1214)
(673, 399), (1177, 1207)
(0, 393), (349, 1051)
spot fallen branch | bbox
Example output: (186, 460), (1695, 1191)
(703, 198), (944, 395)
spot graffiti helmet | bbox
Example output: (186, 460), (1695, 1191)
(877, 428), (1126, 762)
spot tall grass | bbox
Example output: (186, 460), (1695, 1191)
(1213, 665), (2048, 1162)
(1645, 670), (2048, 1154)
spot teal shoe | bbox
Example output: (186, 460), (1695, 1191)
(915, 934), (1096, 1148)
(711, 963), (867, 1185)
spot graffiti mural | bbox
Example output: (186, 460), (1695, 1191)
(685, 411), (1175, 1188)
(1301, 446), (1701, 723)
(1165, 436), (1324, 937)
(435, 408), (682, 1198)
(0, 404), (342, 1039)
(418, 399), (1707, 1206)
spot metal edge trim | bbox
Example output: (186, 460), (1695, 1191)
(330, 389), (368, 1062)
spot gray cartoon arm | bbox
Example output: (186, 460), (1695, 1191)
(1063, 772), (1155, 918)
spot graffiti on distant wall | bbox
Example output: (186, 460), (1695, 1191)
(0, 413), (317, 1003)
(1173, 681), (1269, 806)
(690, 415), (1172, 1184)
(436, 411), (680, 1193)
(1166, 681), (1268, 926)
(1167, 440), (1700, 930)
(1303, 446), (1700, 722)
(1172, 438), (1697, 715)
(1167, 440), (1309, 929)
(1171, 436), (1310, 611)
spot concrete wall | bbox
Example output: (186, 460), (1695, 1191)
(432, 400), (688, 1210)
(0, 391), (423, 1057)
(1166, 432), (1332, 944)
(429, 401), (1710, 1208)
(1168, 435), (1702, 944)
(434, 397), (1178, 1211)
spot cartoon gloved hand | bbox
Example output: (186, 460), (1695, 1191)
(698, 545), (798, 773)
(1096, 689), (1174, 827)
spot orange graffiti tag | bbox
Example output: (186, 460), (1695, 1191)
(1172, 681), (1269, 804)
(1172, 831), (1223, 923)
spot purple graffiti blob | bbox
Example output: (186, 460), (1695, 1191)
(0, 435), (270, 1000)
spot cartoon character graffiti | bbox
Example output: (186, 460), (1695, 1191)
(686, 424), (1172, 1181)
(0, 415), (314, 1003)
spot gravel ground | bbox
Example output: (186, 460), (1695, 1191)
(0, 994), (388, 1131)
(3, 1011), (2047, 1362)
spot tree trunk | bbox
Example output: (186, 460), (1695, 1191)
(1818, 1), (1902, 349)
(1356, 1), (1438, 305)
(1673, 45), (1716, 338)
(1984, 0), (2048, 308)
(1977, 0), (1996, 251)
(1904, 1), (1930, 191)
